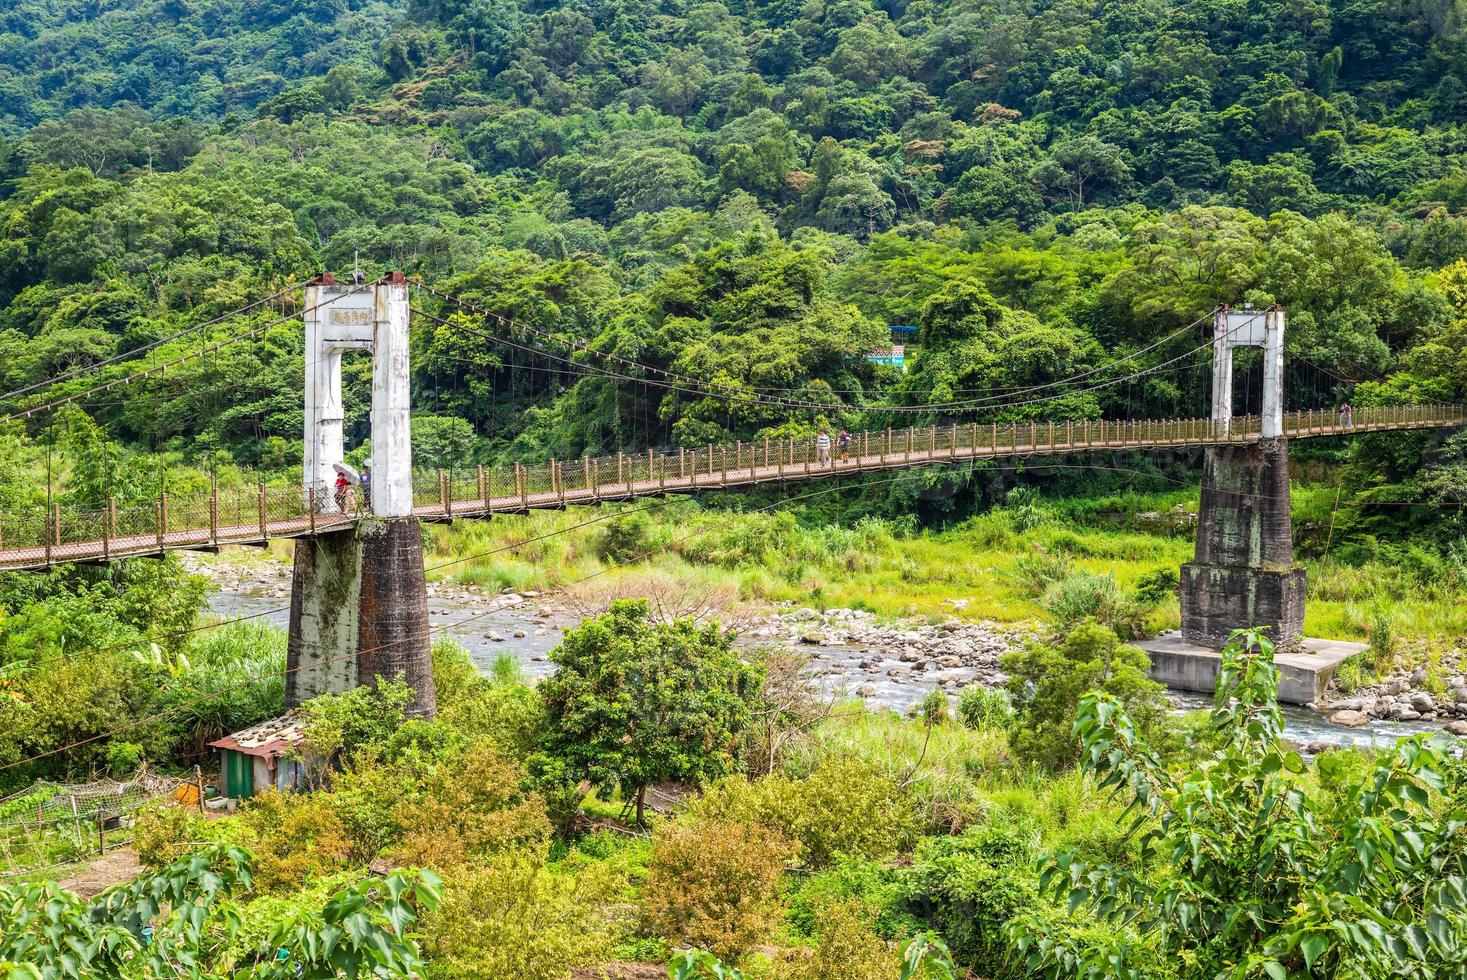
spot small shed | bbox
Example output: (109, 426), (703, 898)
(208, 712), (311, 799)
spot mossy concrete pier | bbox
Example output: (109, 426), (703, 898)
(1180, 438), (1306, 649)
(285, 516), (435, 718)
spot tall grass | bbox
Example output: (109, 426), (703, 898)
(162, 620), (287, 760)
(413, 490), (1467, 641)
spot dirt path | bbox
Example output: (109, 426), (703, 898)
(60, 846), (143, 898)
(571, 965), (664, 980)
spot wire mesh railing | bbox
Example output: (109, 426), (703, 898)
(0, 767), (199, 879)
(0, 404), (1461, 569)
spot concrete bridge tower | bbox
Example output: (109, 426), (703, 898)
(1178, 305), (1306, 648)
(286, 273), (436, 717)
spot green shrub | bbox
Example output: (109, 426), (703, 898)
(694, 759), (920, 868)
(1001, 620), (1170, 771)
(1043, 529), (1092, 556)
(899, 816), (1042, 975)
(394, 743), (551, 870)
(488, 651), (527, 686)
(771, 898), (899, 980)
(300, 678), (415, 769)
(784, 857), (917, 942)
(320, 747), (419, 863)
(430, 638), (480, 702)
(1133, 566), (1180, 606)
(642, 816), (798, 960)
(382, 719), (469, 768)
(164, 620), (287, 762)
(105, 740), (144, 776)
(1333, 653), (1372, 693)
(1008, 548), (1071, 597)
(1038, 571), (1145, 638)
(1367, 607), (1398, 669)
(1004, 486), (1049, 533)
(600, 511), (656, 562)
(917, 688), (949, 725)
(134, 801), (252, 869)
(423, 851), (620, 979)
(955, 686), (1014, 732)
(238, 789), (352, 892)
(438, 680), (545, 761)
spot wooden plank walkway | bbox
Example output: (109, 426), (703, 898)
(1, 405), (1461, 571)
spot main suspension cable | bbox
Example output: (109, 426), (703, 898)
(415, 306), (1259, 417)
(0, 280), (310, 404)
(413, 279), (1227, 412)
(0, 286), (373, 425)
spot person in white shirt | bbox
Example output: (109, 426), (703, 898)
(816, 430), (832, 465)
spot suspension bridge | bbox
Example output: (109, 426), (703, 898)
(0, 273), (1461, 716)
(0, 404), (1457, 571)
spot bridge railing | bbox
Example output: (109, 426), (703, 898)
(0, 403), (1461, 568)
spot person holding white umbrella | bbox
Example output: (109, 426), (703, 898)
(332, 461), (361, 513)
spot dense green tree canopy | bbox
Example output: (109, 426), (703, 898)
(0, 0), (1464, 543)
(531, 598), (761, 825)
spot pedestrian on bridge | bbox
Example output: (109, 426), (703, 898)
(838, 428), (851, 462)
(333, 472), (351, 513)
(816, 429), (832, 465)
(1339, 402), (1353, 427)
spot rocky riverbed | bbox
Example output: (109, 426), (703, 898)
(1320, 663), (1467, 734)
(183, 550), (1461, 742)
(742, 605), (1030, 703)
(183, 551), (1031, 710)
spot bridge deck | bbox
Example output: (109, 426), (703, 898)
(1, 405), (1460, 570)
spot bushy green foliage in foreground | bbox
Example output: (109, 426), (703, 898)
(0, 844), (440, 978)
(16, 602), (1463, 979)
(1015, 629), (1467, 979)
(532, 598), (762, 826)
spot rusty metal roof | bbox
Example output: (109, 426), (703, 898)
(208, 711), (309, 759)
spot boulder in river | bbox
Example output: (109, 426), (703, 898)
(1444, 720), (1467, 736)
(1329, 709), (1370, 728)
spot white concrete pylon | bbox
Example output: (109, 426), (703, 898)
(1211, 305), (1285, 439)
(302, 274), (413, 518)
(371, 278), (413, 518)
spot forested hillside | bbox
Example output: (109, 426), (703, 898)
(0, 0), (1464, 524)
(6, 4), (1467, 978)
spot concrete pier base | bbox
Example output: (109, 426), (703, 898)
(1179, 439), (1306, 648)
(1179, 564), (1307, 649)
(286, 528), (361, 708)
(1140, 631), (1365, 705)
(358, 518), (435, 718)
(286, 517), (435, 718)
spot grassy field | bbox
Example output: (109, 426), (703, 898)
(406, 485), (1467, 646)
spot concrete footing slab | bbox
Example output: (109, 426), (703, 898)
(1138, 631), (1366, 705)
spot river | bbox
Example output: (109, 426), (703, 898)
(205, 587), (1444, 752)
